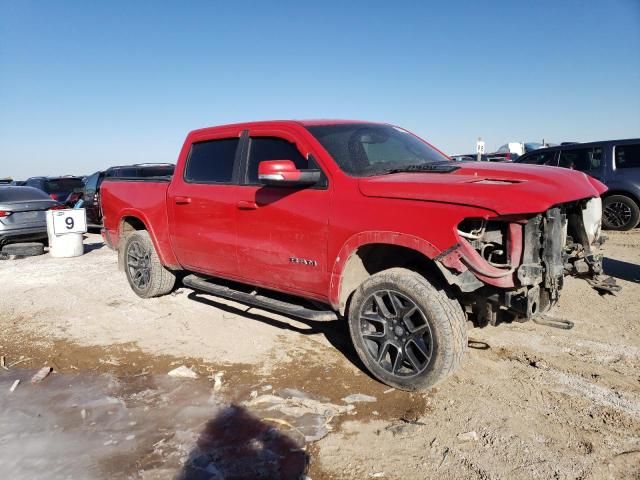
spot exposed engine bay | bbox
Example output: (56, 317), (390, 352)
(444, 197), (620, 327)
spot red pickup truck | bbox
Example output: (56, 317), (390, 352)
(101, 120), (606, 390)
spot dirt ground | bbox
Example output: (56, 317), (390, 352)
(1, 231), (639, 479)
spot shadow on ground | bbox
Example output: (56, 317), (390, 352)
(603, 257), (640, 283)
(187, 292), (369, 375)
(84, 242), (105, 253)
(188, 292), (490, 381)
(176, 405), (309, 480)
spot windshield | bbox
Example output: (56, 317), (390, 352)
(45, 178), (83, 193)
(306, 124), (450, 176)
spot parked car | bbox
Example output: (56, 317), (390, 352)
(489, 142), (551, 162)
(0, 186), (62, 246)
(0, 178), (13, 185)
(10, 180), (27, 186)
(101, 120), (606, 391)
(451, 153), (505, 162)
(25, 176), (84, 205)
(515, 139), (640, 230)
(82, 164), (175, 226)
(450, 154), (478, 162)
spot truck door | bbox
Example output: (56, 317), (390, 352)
(83, 172), (103, 226)
(167, 134), (242, 277)
(235, 132), (331, 299)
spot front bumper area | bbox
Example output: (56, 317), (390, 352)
(441, 199), (615, 326)
(466, 208), (566, 326)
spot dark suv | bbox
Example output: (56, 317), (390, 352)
(25, 176), (84, 205)
(516, 139), (640, 230)
(82, 164), (174, 226)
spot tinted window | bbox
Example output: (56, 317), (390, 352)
(307, 124), (449, 176)
(615, 143), (640, 169)
(45, 178), (83, 193)
(105, 165), (174, 178)
(84, 173), (100, 191)
(558, 148), (602, 172)
(138, 165), (174, 177)
(519, 150), (557, 165)
(363, 136), (418, 164)
(247, 137), (309, 183)
(110, 167), (137, 177)
(185, 138), (239, 183)
(0, 186), (51, 202)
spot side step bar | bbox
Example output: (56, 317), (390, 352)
(182, 274), (338, 322)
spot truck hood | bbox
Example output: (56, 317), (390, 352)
(358, 162), (607, 215)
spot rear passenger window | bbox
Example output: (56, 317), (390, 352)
(615, 143), (640, 169)
(246, 137), (309, 184)
(185, 138), (239, 183)
(559, 148), (602, 172)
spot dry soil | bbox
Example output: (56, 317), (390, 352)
(1, 231), (639, 479)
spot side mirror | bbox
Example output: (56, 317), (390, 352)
(258, 160), (320, 187)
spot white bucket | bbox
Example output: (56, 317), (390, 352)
(46, 209), (87, 258)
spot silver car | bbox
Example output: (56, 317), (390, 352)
(0, 186), (60, 246)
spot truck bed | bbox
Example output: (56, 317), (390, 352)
(100, 178), (178, 268)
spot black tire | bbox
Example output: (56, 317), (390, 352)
(123, 230), (175, 298)
(602, 195), (640, 231)
(347, 267), (467, 391)
(1, 242), (45, 256)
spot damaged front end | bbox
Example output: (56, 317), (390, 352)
(437, 197), (618, 327)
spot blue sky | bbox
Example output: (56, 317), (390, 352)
(1, 0), (639, 179)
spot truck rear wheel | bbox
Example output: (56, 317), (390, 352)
(123, 230), (175, 298)
(347, 268), (467, 391)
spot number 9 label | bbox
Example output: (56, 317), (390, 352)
(51, 209), (87, 234)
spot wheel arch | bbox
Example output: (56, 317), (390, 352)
(602, 189), (640, 206)
(329, 232), (446, 315)
(117, 211), (180, 270)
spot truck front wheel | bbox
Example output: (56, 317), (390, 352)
(347, 268), (467, 391)
(123, 230), (175, 298)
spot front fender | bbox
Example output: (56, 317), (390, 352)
(328, 231), (443, 309)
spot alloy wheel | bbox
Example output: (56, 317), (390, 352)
(604, 201), (632, 229)
(126, 240), (151, 290)
(358, 290), (433, 377)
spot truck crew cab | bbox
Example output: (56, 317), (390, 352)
(101, 120), (607, 390)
